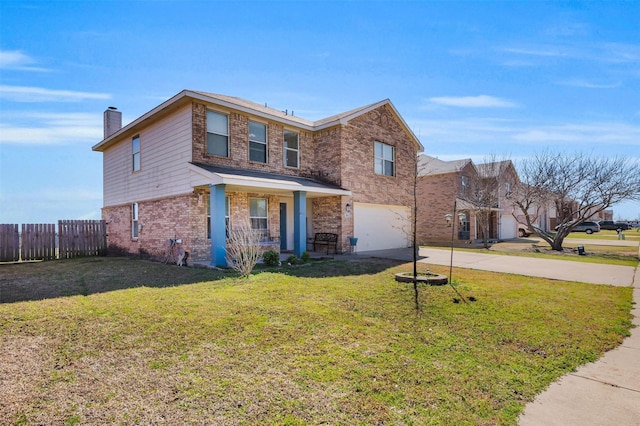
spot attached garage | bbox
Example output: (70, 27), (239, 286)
(500, 214), (517, 239)
(353, 203), (410, 252)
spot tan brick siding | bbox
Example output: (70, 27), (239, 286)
(192, 102), (316, 179)
(103, 194), (193, 260)
(104, 100), (420, 259)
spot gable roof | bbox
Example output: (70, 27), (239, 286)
(418, 154), (474, 176)
(476, 160), (514, 178)
(92, 90), (424, 152)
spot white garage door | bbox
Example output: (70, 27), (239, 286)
(500, 214), (517, 239)
(354, 203), (410, 252)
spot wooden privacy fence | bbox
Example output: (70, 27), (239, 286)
(0, 220), (107, 262)
(59, 220), (107, 258)
(22, 223), (57, 261)
(0, 224), (19, 262)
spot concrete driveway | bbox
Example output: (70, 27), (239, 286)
(354, 246), (636, 286)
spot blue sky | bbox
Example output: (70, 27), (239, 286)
(1, 0), (639, 223)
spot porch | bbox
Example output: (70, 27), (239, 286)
(189, 163), (352, 267)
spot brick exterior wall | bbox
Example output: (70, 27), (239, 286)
(416, 173), (459, 243)
(415, 161), (478, 244)
(103, 194), (193, 260)
(104, 99), (420, 260)
(332, 105), (417, 250)
(192, 102), (316, 179)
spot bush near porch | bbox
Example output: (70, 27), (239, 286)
(0, 257), (632, 425)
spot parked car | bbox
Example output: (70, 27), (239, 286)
(554, 221), (601, 234)
(518, 223), (535, 237)
(598, 220), (630, 231)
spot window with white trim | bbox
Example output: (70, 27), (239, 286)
(132, 203), (139, 238)
(249, 121), (267, 163)
(132, 135), (140, 171)
(461, 176), (469, 195)
(374, 141), (395, 176)
(207, 111), (229, 157)
(284, 130), (299, 168)
(249, 197), (268, 241)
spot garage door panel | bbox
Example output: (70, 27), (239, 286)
(354, 203), (409, 251)
(500, 215), (517, 239)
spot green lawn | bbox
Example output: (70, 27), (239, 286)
(0, 257), (633, 425)
(460, 233), (640, 267)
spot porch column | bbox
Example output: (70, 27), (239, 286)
(210, 184), (227, 267)
(293, 191), (307, 257)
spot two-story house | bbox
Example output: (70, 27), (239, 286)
(92, 90), (423, 266)
(475, 160), (520, 239)
(415, 154), (478, 243)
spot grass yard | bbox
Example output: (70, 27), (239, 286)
(479, 237), (639, 267)
(0, 257), (634, 425)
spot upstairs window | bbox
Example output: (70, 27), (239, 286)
(249, 121), (267, 163)
(132, 203), (139, 238)
(461, 176), (470, 195)
(284, 130), (299, 168)
(207, 111), (229, 157)
(374, 141), (395, 176)
(132, 135), (140, 171)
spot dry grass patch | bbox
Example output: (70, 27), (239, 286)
(0, 257), (633, 425)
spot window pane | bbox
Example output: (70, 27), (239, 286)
(384, 160), (394, 176)
(374, 158), (383, 174)
(207, 133), (228, 156)
(383, 143), (394, 160)
(374, 141), (382, 158)
(250, 141), (266, 163)
(207, 111), (228, 135)
(250, 198), (267, 217)
(284, 130), (298, 149)
(286, 149), (298, 168)
(249, 122), (266, 143)
(132, 136), (140, 171)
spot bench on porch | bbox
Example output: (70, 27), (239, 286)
(313, 232), (338, 254)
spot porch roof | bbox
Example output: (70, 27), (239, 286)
(189, 163), (352, 197)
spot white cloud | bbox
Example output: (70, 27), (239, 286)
(0, 50), (51, 72)
(412, 117), (640, 151)
(0, 112), (102, 145)
(428, 95), (517, 108)
(0, 85), (111, 102)
(513, 123), (640, 145)
(499, 42), (640, 65)
(555, 79), (621, 89)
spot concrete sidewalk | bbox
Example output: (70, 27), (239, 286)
(354, 246), (640, 425)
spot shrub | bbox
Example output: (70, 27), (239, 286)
(225, 222), (263, 277)
(301, 251), (311, 263)
(286, 255), (298, 265)
(262, 250), (280, 267)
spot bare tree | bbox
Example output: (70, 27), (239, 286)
(225, 220), (264, 276)
(511, 151), (640, 251)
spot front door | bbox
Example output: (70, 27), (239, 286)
(279, 203), (287, 250)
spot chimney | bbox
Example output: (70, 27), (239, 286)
(103, 106), (122, 139)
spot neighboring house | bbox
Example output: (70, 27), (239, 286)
(475, 160), (520, 240)
(92, 90), (423, 266)
(415, 154), (478, 243)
